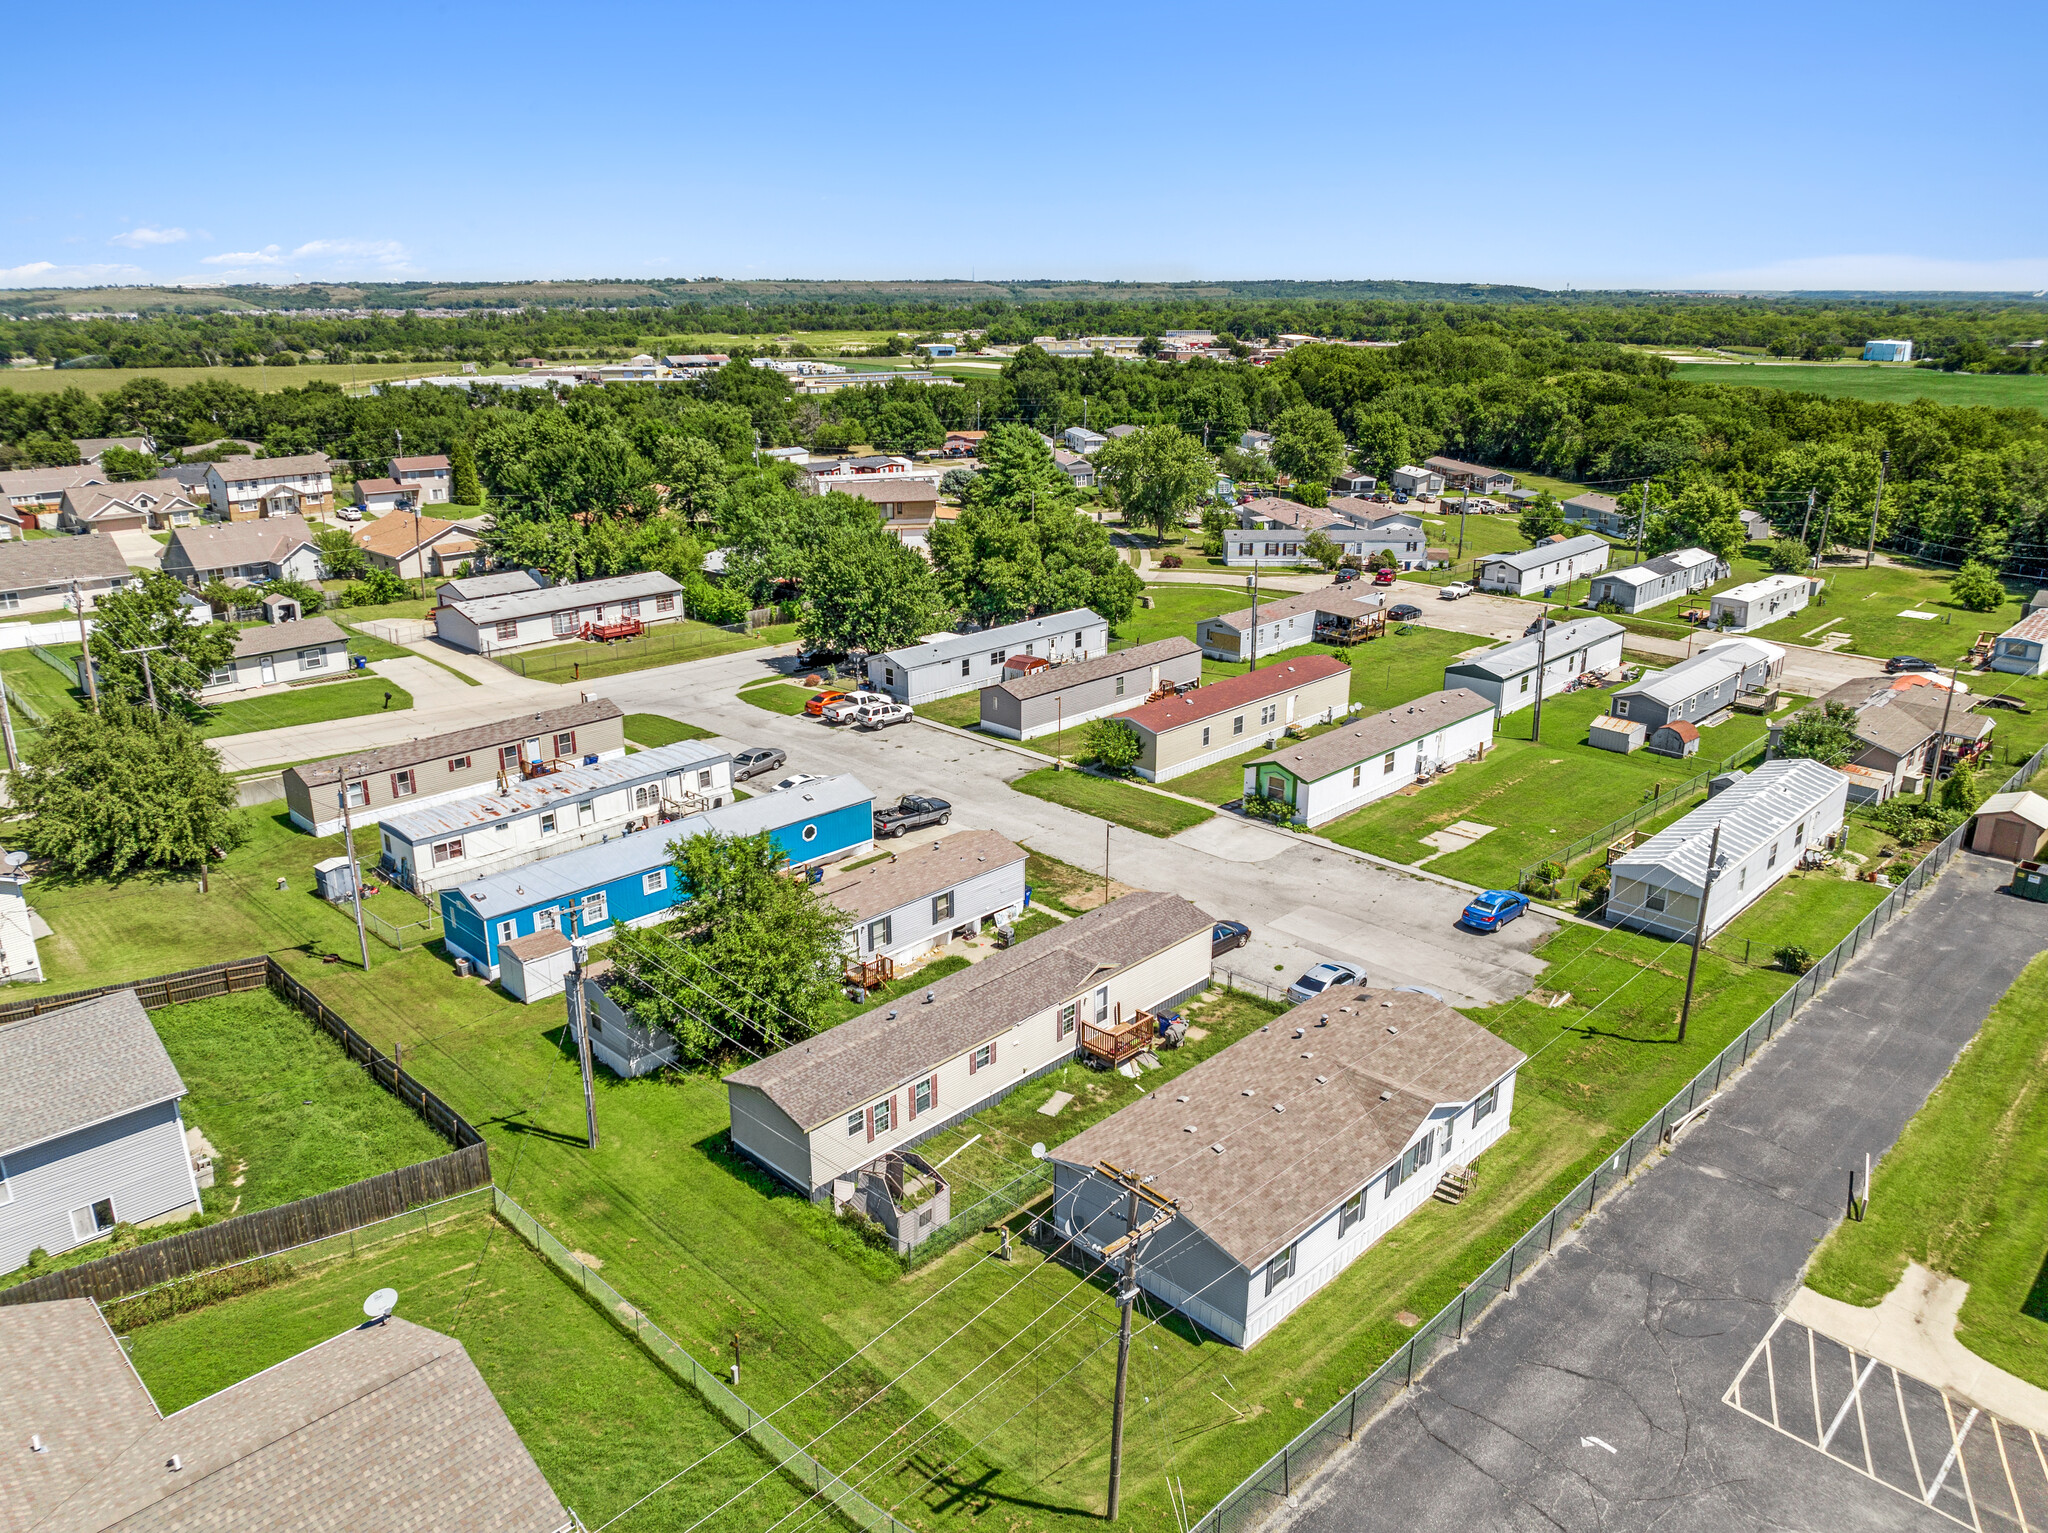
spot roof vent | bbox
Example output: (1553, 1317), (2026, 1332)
(1184, 1125), (1197, 1132)
(1176, 1095), (1189, 1103)
(1300, 1052), (1313, 1060)
(1211, 1143), (1225, 1154)
(886, 1010), (898, 1020)
(167, 1455), (183, 1472)
(1315, 1075), (1328, 1084)
(1387, 1026), (1399, 1035)
(1272, 1103), (1286, 1113)
(1292, 1028), (1304, 1039)
(1241, 1088), (1255, 1097)
(1318, 1015), (1328, 1025)
(30, 1434), (45, 1454)
(924, 989), (935, 1004)
(1380, 1090), (1393, 1102)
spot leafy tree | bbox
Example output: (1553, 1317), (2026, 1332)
(314, 527), (366, 580)
(1647, 482), (1747, 561)
(449, 435), (483, 507)
(343, 568), (410, 607)
(1345, 410), (1416, 480)
(1516, 491), (1568, 545)
(1199, 503), (1231, 556)
(15, 702), (245, 878)
(963, 423), (1076, 515)
(1092, 425), (1212, 543)
(798, 520), (947, 656)
(939, 467), (977, 498)
(1302, 530), (1343, 570)
(84, 570), (237, 713)
(1764, 536), (1812, 574)
(99, 445), (156, 481)
(1293, 480), (1329, 509)
(1939, 760), (1980, 813)
(650, 434), (731, 526)
(1366, 548), (1399, 571)
(1081, 718), (1142, 774)
(1270, 405), (1345, 487)
(266, 577), (325, 615)
(600, 828), (850, 1062)
(1777, 700), (1860, 767)
(931, 500), (1141, 626)
(1949, 560), (2006, 612)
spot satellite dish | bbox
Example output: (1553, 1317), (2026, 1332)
(1030, 1142), (1046, 1160)
(363, 1287), (398, 1323)
(4, 851), (26, 869)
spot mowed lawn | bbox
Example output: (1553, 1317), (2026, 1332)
(1670, 362), (2048, 414)
(1010, 765), (1214, 837)
(120, 1206), (811, 1533)
(1805, 953), (2048, 1389)
(625, 712), (718, 746)
(492, 620), (776, 683)
(1744, 555), (2036, 668)
(0, 361), (529, 396)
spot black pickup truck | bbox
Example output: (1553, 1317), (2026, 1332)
(874, 794), (952, 838)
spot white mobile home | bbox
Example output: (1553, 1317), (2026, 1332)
(866, 608), (1108, 704)
(1474, 534), (1612, 596)
(434, 571), (686, 654)
(1709, 574), (1815, 634)
(1606, 759), (1848, 940)
(1243, 689), (1495, 828)
(822, 829), (1028, 966)
(1439, 616), (1625, 720)
(1990, 612), (2048, 677)
(1584, 548), (1728, 614)
(1051, 986), (1524, 1348)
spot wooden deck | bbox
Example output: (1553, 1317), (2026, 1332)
(1079, 1008), (1156, 1067)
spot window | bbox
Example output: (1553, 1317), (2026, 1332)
(883, 667), (896, 687)
(500, 745), (522, 769)
(1058, 1001), (1077, 1040)
(695, 769), (713, 791)
(642, 869), (668, 895)
(932, 891), (955, 924)
(634, 784), (658, 809)
(913, 1078), (934, 1116)
(1739, 868), (1747, 891)
(449, 755), (471, 772)
(1202, 726), (1211, 746)
(1613, 699), (1629, 717)
(1645, 889), (1667, 913)
(0, 1156), (9, 1205)
(990, 649), (1006, 665)
(871, 1097), (894, 1134)
(540, 812), (557, 834)
(344, 780), (369, 808)
(868, 915), (892, 950)
(536, 907), (559, 932)
(961, 657), (972, 676)
(391, 769), (416, 798)
(1264, 1245), (1295, 1295)
(1259, 703), (1277, 726)
(1352, 764), (1362, 788)
(1233, 714), (1245, 737)
(847, 1111), (865, 1137)
(802, 823), (818, 842)
(552, 611), (576, 636)
(1074, 631), (1084, 647)
(71, 1200), (116, 1241)
(209, 663), (235, 686)
(0, 593), (17, 612)
(581, 891), (608, 924)
(1383, 751), (1397, 775)
(1474, 1084), (1500, 1125)
(655, 593), (675, 613)
(555, 731), (577, 757)
(497, 920), (516, 943)
(431, 839), (464, 865)
(621, 599), (641, 618)
(1768, 843), (1779, 870)
(1114, 675), (1125, 696)
(1094, 985), (1110, 1024)
(1519, 673), (1530, 694)
(577, 801), (596, 826)
(971, 1042), (994, 1073)
(1794, 820), (1806, 847)
(1339, 1190), (1363, 1237)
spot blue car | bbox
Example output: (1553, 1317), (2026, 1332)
(1462, 890), (1529, 931)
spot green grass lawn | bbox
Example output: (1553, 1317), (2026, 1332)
(119, 1204), (811, 1532)
(0, 361), (528, 397)
(334, 623), (482, 686)
(1671, 362), (2048, 413)
(1805, 953), (2048, 1389)
(625, 713), (718, 746)
(739, 683), (817, 716)
(1114, 584), (1251, 649)
(1010, 766), (1214, 837)
(495, 621), (767, 683)
(1743, 555), (2033, 667)
(196, 676), (414, 739)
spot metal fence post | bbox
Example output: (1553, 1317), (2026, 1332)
(1456, 1289), (1468, 1338)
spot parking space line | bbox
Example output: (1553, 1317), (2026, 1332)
(1994, 1420), (2028, 1533)
(1853, 1352), (1876, 1478)
(1820, 1352), (1878, 1455)
(1927, 1399), (1980, 1530)
(1897, 1367), (1930, 1500)
(1809, 1327), (1826, 1443)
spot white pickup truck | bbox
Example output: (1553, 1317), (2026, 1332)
(820, 690), (889, 723)
(1438, 582), (1475, 600)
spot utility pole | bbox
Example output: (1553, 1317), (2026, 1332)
(1457, 484), (1469, 561)
(1097, 1161), (1179, 1522)
(337, 786), (371, 971)
(1103, 823), (1111, 910)
(121, 646), (164, 712)
(1864, 449), (1890, 568)
(1677, 824), (1723, 1043)
(1635, 478), (1650, 562)
(567, 935), (599, 1148)
(71, 580), (98, 711)
(1798, 488), (1816, 549)
(1924, 665), (1959, 802)
(1529, 616), (1551, 744)
(1813, 499), (1835, 570)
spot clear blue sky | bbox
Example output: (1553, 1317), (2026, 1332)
(9, 0), (2044, 293)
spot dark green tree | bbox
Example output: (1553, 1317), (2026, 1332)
(1081, 717), (1142, 774)
(1777, 701), (1861, 767)
(931, 501), (1141, 626)
(1647, 483), (1747, 561)
(798, 520), (947, 656)
(314, 527), (366, 580)
(84, 571), (238, 712)
(449, 434), (483, 507)
(1949, 561), (2006, 612)
(1270, 404), (1345, 487)
(1764, 536), (1812, 573)
(1516, 491), (1568, 545)
(1092, 425), (1212, 543)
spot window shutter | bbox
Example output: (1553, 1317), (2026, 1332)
(967, 1049), (978, 1076)
(928, 1074), (938, 1111)
(865, 1107), (875, 1143)
(989, 1039), (998, 1066)
(891, 1095), (900, 1132)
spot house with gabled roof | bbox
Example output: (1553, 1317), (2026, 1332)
(866, 608), (1109, 704)
(1474, 534), (1611, 596)
(202, 453), (335, 520)
(1121, 654), (1352, 782)
(57, 479), (202, 533)
(979, 635), (1202, 740)
(1244, 689), (1495, 827)
(822, 828), (1028, 967)
(1440, 615), (1625, 719)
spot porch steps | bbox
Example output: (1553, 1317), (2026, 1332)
(1432, 1165), (1478, 1205)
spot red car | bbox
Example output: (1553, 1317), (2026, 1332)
(1373, 567), (1397, 586)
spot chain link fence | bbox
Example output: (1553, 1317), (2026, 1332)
(1517, 739), (1770, 890)
(1193, 744), (2044, 1533)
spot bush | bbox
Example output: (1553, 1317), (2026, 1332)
(1241, 793), (1294, 825)
(1576, 865), (1611, 915)
(1774, 944), (1815, 975)
(265, 577), (324, 615)
(1160, 553), (1183, 569)
(1865, 798), (1962, 845)
(1765, 536), (1811, 574)
(341, 568), (410, 607)
(1080, 717), (1142, 774)
(1949, 560), (2007, 613)
(1521, 860), (1564, 899)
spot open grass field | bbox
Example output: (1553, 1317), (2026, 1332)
(492, 620), (786, 684)
(625, 712), (718, 746)
(120, 1204), (812, 1532)
(1671, 362), (2048, 413)
(1009, 765), (1215, 837)
(1805, 952), (2048, 1389)
(0, 362), (526, 398)
(1748, 555), (2039, 667)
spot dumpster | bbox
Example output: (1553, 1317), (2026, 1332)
(2012, 862), (2048, 903)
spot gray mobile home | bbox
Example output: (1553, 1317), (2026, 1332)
(1608, 637), (1784, 731)
(1585, 547), (1728, 614)
(978, 636), (1200, 739)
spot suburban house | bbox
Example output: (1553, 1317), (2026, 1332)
(162, 515), (324, 588)
(57, 479), (201, 533)
(391, 452), (453, 503)
(71, 434), (153, 465)
(1969, 791), (2048, 861)
(866, 608), (1109, 704)
(1122, 655), (1352, 783)
(0, 990), (204, 1272)
(824, 828), (1029, 968)
(831, 478), (952, 555)
(943, 430), (987, 457)
(1990, 611), (2048, 677)
(1474, 534), (1612, 596)
(379, 740), (732, 894)
(1053, 449), (1096, 488)
(202, 453), (336, 519)
(282, 700), (627, 835)
(1607, 637), (1786, 735)
(0, 464), (110, 524)
(1051, 985), (1524, 1348)
(1195, 589), (1387, 662)
(199, 613), (353, 695)
(1562, 492), (1632, 536)
(0, 859), (43, 983)
(1388, 464), (1444, 496)
(803, 455), (944, 492)
(0, 1300), (572, 1532)
(1332, 469), (1377, 495)
(1244, 689), (1495, 827)
(1062, 426), (1107, 456)
(1223, 499), (1435, 570)
(1710, 573), (1816, 633)
(1104, 423), (1143, 440)
(723, 891), (1213, 1198)
(1606, 759), (1848, 940)
(1423, 456), (1515, 494)
(435, 570), (687, 654)
(441, 776), (875, 980)
(1770, 675), (1992, 802)
(355, 511), (479, 579)
(438, 568), (549, 603)
(979, 635), (1202, 740)
(0, 535), (134, 616)
(1584, 547), (1729, 614)
(1241, 430), (1275, 455)
(351, 476), (420, 514)
(1440, 616), (1625, 719)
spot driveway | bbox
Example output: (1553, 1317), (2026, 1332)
(596, 653), (1556, 1008)
(1280, 853), (2048, 1533)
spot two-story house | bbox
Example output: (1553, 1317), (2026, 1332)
(202, 454), (336, 520)
(390, 453), (453, 503)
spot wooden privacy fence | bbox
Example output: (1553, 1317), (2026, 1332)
(0, 956), (268, 1025)
(0, 1143), (490, 1307)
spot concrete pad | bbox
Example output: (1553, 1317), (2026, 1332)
(370, 655), (481, 708)
(1787, 1263), (2048, 1433)
(1898, 610), (1941, 621)
(111, 530), (165, 569)
(27, 910), (52, 939)
(1420, 821), (1494, 855)
(1168, 815), (1292, 862)
(1036, 1090), (1074, 1117)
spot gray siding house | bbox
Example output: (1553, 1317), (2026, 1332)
(1562, 492), (1633, 536)
(0, 990), (204, 1272)
(1585, 547), (1728, 614)
(823, 828), (1029, 965)
(1440, 616), (1625, 719)
(867, 608), (1109, 704)
(1474, 534), (1612, 596)
(1608, 637), (1784, 731)
(978, 636), (1201, 739)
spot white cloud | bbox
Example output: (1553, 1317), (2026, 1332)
(1679, 253), (2048, 292)
(291, 238), (412, 269)
(108, 226), (188, 249)
(0, 261), (56, 283)
(202, 245), (285, 266)
(0, 260), (151, 287)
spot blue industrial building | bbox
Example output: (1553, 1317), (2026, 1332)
(441, 775), (875, 977)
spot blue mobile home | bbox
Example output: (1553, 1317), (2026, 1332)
(441, 775), (875, 977)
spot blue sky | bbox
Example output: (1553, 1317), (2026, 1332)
(8, 0), (2044, 293)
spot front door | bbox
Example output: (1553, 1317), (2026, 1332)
(259, 655), (276, 684)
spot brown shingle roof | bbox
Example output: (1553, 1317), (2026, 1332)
(0, 465), (110, 500)
(993, 637), (1198, 703)
(230, 616), (350, 661)
(1250, 689), (1492, 784)
(354, 512), (464, 558)
(390, 455), (450, 472)
(285, 700), (623, 789)
(0, 1300), (160, 1528)
(725, 891), (1212, 1129)
(1053, 986), (1524, 1266)
(163, 516), (316, 573)
(1205, 589), (1381, 635)
(209, 453), (334, 483)
(1121, 654), (1350, 737)
(829, 479), (939, 508)
(820, 830), (1025, 925)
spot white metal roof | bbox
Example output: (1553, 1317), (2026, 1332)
(1444, 616), (1623, 681)
(1612, 759), (1844, 894)
(382, 740), (728, 844)
(444, 570), (683, 623)
(1715, 574), (1812, 605)
(1617, 654), (1740, 707)
(878, 608), (1105, 669)
(1480, 534), (1610, 573)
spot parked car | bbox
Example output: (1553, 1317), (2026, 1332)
(732, 746), (786, 782)
(794, 646), (845, 671)
(1461, 889), (1530, 931)
(1389, 603), (1422, 621)
(767, 772), (827, 794)
(1373, 567), (1397, 586)
(335, 506), (362, 522)
(1440, 582), (1474, 600)
(1334, 567), (1362, 584)
(1286, 960), (1365, 1003)
(1886, 655), (1940, 674)
(821, 690), (889, 723)
(874, 793), (951, 837)
(804, 689), (850, 717)
(1211, 920), (1251, 955)
(854, 701), (913, 731)
(1393, 492), (1410, 504)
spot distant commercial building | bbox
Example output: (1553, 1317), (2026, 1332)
(1862, 339), (1914, 362)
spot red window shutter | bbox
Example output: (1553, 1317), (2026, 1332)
(967, 1049), (977, 1076)
(928, 1073), (938, 1110)
(907, 1086), (917, 1122)
(891, 1095), (901, 1133)
(865, 1107), (875, 1143)
(989, 1039), (998, 1066)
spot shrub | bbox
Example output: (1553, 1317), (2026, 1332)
(1576, 866), (1611, 915)
(1949, 560), (2007, 613)
(1241, 792), (1294, 825)
(1521, 860), (1565, 899)
(1774, 944), (1815, 974)
(1080, 718), (1142, 774)
(1160, 553), (1183, 569)
(341, 568), (410, 607)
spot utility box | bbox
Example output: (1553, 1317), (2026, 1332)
(312, 855), (357, 901)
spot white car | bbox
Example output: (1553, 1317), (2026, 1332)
(853, 702), (914, 731)
(335, 506), (363, 522)
(766, 773), (828, 794)
(1439, 582), (1474, 599)
(820, 690), (889, 724)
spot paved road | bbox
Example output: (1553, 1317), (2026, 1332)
(1283, 854), (2048, 1533)
(596, 652), (1558, 1009)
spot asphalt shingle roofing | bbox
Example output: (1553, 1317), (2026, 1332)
(445, 570), (682, 623)
(993, 636), (1198, 702)
(1251, 689), (1491, 783)
(287, 700), (621, 789)
(820, 829), (1025, 924)
(0, 990), (185, 1158)
(0, 534), (134, 587)
(1120, 654), (1349, 735)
